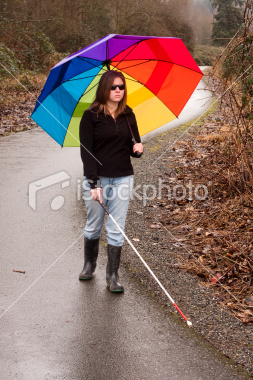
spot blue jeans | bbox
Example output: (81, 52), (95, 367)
(82, 175), (134, 246)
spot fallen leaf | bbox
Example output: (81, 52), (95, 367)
(149, 224), (161, 229)
(176, 200), (186, 205)
(203, 245), (212, 254)
(237, 310), (253, 319)
(242, 318), (251, 324)
(185, 206), (195, 211)
(244, 296), (253, 307)
(220, 125), (231, 132)
(180, 225), (191, 232)
(210, 273), (223, 284)
(213, 231), (223, 237)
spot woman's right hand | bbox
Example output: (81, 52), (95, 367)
(91, 188), (103, 203)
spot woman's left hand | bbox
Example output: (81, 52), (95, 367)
(133, 143), (143, 154)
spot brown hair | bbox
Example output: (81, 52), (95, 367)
(89, 70), (127, 118)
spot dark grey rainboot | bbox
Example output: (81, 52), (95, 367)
(106, 244), (124, 292)
(79, 237), (99, 280)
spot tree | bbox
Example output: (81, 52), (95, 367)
(210, 0), (246, 46)
(191, 0), (213, 45)
(0, 0), (196, 71)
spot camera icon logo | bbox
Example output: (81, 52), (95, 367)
(29, 171), (71, 211)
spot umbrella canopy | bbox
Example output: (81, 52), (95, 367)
(31, 34), (203, 147)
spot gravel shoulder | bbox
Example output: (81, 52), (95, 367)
(118, 124), (253, 377)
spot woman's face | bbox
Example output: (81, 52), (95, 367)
(108, 77), (125, 104)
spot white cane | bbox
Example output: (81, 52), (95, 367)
(100, 202), (192, 327)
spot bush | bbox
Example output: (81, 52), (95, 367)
(0, 43), (22, 77)
(0, 22), (55, 73)
(193, 44), (224, 66)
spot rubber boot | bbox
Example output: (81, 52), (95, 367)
(106, 244), (124, 292)
(79, 237), (99, 280)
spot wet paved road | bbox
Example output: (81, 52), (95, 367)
(0, 82), (249, 379)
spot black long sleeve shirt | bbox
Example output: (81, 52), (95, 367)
(79, 105), (142, 189)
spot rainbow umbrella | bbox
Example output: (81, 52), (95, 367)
(31, 34), (203, 147)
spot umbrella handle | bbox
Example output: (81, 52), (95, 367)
(132, 138), (142, 158)
(125, 113), (142, 158)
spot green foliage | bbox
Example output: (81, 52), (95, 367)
(210, 0), (245, 46)
(0, 43), (22, 77)
(9, 27), (54, 71)
(0, 19), (55, 74)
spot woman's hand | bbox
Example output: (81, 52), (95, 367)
(133, 143), (143, 154)
(91, 188), (103, 203)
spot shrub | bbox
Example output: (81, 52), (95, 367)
(0, 43), (22, 77)
(0, 22), (55, 73)
(193, 45), (224, 66)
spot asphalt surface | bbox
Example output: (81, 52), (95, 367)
(0, 76), (250, 379)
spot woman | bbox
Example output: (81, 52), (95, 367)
(79, 70), (143, 293)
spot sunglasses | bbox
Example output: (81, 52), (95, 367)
(111, 84), (125, 91)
